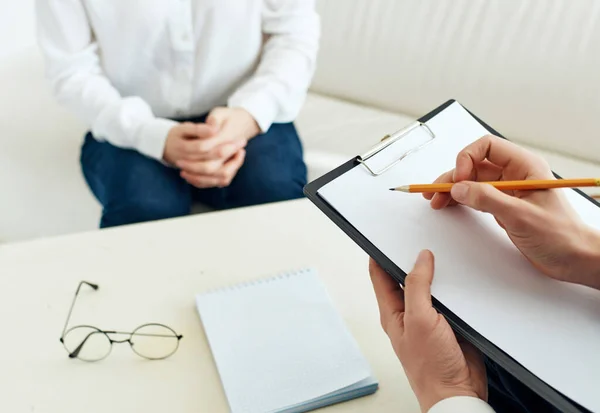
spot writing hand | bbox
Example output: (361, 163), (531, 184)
(425, 136), (600, 289)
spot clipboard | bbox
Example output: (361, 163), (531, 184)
(304, 99), (599, 413)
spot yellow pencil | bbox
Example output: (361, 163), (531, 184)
(390, 178), (600, 193)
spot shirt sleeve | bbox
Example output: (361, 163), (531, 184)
(227, 0), (320, 133)
(428, 397), (496, 413)
(35, 0), (176, 160)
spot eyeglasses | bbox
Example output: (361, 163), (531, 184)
(60, 281), (183, 362)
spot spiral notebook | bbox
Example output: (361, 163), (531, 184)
(195, 269), (378, 413)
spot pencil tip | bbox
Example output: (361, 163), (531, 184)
(389, 188), (395, 191)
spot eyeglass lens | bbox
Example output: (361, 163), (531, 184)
(62, 326), (112, 362)
(130, 324), (180, 360)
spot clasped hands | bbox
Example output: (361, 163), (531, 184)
(163, 107), (260, 189)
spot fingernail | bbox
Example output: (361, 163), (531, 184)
(451, 182), (469, 202)
(415, 250), (429, 267)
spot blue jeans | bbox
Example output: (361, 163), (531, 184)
(81, 117), (307, 228)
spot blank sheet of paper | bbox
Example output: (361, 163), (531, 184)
(318, 102), (600, 412)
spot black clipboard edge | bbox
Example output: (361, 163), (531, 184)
(304, 99), (591, 413)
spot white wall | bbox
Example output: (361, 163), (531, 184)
(0, 0), (36, 58)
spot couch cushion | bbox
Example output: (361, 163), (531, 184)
(297, 93), (600, 199)
(311, 0), (600, 165)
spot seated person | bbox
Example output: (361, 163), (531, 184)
(36, 0), (320, 228)
(369, 136), (600, 412)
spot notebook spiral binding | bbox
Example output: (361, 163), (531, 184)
(199, 268), (313, 296)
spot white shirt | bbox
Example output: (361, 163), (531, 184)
(429, 396), (496, 413)
(35, 0), (320, 160)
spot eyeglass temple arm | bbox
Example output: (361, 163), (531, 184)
(104, 331), (184, 339)
(67, 330), (100, 359)
(60, 281), (99, 341)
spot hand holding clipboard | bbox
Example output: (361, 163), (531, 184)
(369, 134), (600, 412)
(305, 101), (600, 413)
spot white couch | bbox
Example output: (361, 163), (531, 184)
(2, 0), (600, 243)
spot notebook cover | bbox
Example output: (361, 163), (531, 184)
(196, 269), (378, 413)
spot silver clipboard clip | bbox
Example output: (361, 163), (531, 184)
(357, 121), (436, 176)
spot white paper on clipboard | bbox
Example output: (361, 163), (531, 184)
(318, 102), (600, 412)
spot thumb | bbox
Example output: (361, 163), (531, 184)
(404, 250), (435, 315)
(451, 181), (524, 224)
(206, 107), (228, 130)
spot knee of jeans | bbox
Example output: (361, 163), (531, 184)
(245, 176), (305, 205)
(106, 195), (190, 223)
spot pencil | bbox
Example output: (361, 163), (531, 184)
(390, 178), (600, 193)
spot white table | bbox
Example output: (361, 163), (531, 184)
(0, 200), (419, 413)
